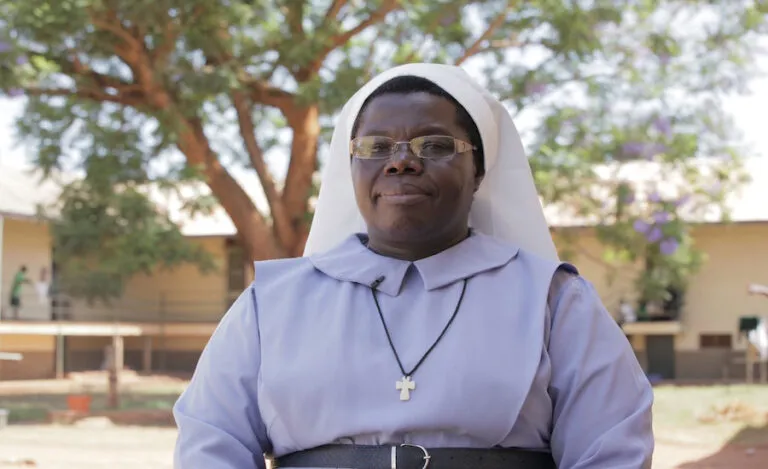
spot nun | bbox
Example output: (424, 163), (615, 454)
(173, 63), (654, 469)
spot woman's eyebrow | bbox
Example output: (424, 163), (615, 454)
(359, 125), (455, 137)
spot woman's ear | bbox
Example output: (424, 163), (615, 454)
(473, 173), (484, 193)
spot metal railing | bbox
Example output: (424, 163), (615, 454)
(1, 290), (229, 323)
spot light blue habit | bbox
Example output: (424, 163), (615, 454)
(173, 232), (654, 469)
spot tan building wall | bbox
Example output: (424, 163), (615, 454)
(0, 334), (55, 379)
(0, 217), (52, 320)
(555, 223), (768, 352)
(67, 237), (231, 323)
(682, 223), (768, 351)
(553, 230), (642, 318)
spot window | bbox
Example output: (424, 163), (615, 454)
(699, 334), (732, 349)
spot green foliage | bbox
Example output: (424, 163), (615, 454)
(0, 0), (765, 302)
(44, 177), (216, 303)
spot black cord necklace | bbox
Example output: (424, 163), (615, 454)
(369, 277), (468, 401)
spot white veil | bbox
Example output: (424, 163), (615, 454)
(303, 63), (558, 261)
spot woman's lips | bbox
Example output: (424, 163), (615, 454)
(377, 192), (431, 205)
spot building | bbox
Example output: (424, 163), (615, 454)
(0, 164), (263, 379)
(547, 157), (768, 381)
(1, 158), (767, 381)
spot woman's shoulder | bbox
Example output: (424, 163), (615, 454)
(252, 256), (317, 289)
(474, 232), (578, 277)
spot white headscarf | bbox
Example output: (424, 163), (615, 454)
(304, 63), (558, 261)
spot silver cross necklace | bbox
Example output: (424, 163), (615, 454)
(369, 276), (468, 401)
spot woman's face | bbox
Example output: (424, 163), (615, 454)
(351, 92), (482, 248)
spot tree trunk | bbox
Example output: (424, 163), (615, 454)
(282, 105), (320, 257)
(176, 117), (285, 262)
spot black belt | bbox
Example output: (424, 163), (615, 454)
(274, 444), (557, 468)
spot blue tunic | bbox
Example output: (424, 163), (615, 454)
(173, 232), (654, 468)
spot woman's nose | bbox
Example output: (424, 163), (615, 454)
(384, 144), (424, 175)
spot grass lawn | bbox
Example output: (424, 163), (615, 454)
(0, 373), (186, 424)
(1, 377), (767, 468)
(0, 392), (182, 423)
(2, 376), (767, 449)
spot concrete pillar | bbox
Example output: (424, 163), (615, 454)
(0, 215), (5, 318)
(112, 335), (124, 371)
(108, 335), (124, 409)
(142, 336), (153, 374)
(55, 334), (65, 379)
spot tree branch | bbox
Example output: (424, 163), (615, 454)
(151, 5), (205, 65)
(231, 90), (297, 248)
(285, 0), (306, 39)
(88, 8), (143, 62)
(247, 79), (295, 112)
(323, 0), (347, 23)
(66, 55), (143, 94)
(304, 0), (401, 76)
(87, 8), (170, 108)
(455, 6), (512, 66)
(24, 87), (144, 107)
(151, 23), (181, 65)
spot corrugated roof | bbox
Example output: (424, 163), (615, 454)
(0, 165), (64, 220)
(0, 164), (269, 237)
(1, 157), (765, 236)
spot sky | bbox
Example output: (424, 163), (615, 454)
(1, 60), (767, 174)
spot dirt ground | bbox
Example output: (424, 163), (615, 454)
(0, 423), (176, 469)
(0, 374), (767, 468)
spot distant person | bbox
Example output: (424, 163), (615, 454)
(8, 265), (30, 320)
(619, 298), (637, 324)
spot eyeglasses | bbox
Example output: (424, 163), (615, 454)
(350, 135), (477, 160)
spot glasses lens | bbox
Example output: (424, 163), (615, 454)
(413, 136), (456, 159)
(352, 136), (394, 159)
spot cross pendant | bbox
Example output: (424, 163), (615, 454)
(395, 376), (416, 401)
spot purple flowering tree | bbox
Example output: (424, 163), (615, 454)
(521, 5), (767, 315)
(623, 193), (705, 317)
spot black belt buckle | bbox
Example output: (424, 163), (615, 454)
(393, 443), (431, 469)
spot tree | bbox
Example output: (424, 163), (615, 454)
(0, 0), (765, 301)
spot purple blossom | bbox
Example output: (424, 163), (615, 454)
(622, 142), (645, 157)
(659, 238), (679, 256)
(658, 53), (671, 65)
(646, 227), (663, 243)
(0, 41), (10, 53)
(633, 219), (650, 234)
(525, 82), (547, 95)
(653, 117), (673, 138)
(674, 194), (691, 207)
(648, 191), (662, 203)
(652, 211), (671, 224)
(6, 88), (23, 97)
(15, 55), (27, 65)
(621, 141), (667, 160)
(439, 13), (457, 27)
(644, 142), (667, 160)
